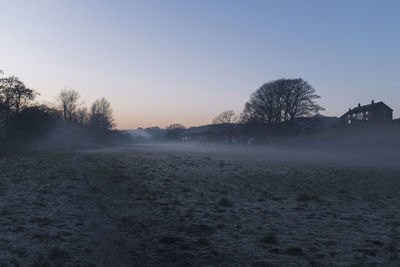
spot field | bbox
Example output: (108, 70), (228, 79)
(1, 144), (400, 266)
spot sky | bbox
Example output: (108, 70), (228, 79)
(1, 0), (399, 129)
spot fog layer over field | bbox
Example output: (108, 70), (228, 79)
(2, 124), (400, 265)
(128, 124), (400, 169)
(1, 142), (400, 265)
(76, 145), (400, 265)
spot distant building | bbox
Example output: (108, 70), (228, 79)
(340, 100), (393, 125)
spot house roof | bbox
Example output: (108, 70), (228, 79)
(340, 101), (393, 118)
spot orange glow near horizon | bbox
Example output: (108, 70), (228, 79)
(2, 1), (399, 129)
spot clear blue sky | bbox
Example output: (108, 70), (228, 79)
(1, 0), (399, 128)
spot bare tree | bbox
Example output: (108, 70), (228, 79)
(241, 81), (283, 126)
(0, 76), (37, 115)
(283, 78), (324, 121)
(57, 89), (80, 122)
(166, 123), (186, 140)
(241, 78), (323, 127)
(75, 106), (89, 125)
(0, 75), (38, 146)
(212, 110), (237, 124)
(89, 97), (114, 130)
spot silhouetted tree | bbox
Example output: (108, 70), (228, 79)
(212, 110), (237, 124)
(8, 105), (59, 142)
(0, 76), (37, 115)
(57, 89), (80, 122)
(89, 97), (114, 130)
(0, 71), (119, 153)
(75, 106), (89, 125)
(211, 110), (238, 143)
(241, 78), (323, 127)
(166, 123), (186, 140)
(283, 78), (324, 120)
(241, 81), (281, 126)
(0, 76), (37, 147)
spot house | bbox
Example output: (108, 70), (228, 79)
(340, 100), (393, 125)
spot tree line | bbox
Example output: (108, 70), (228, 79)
(211, 78), (323, 126)
(165, 78), (324, 142)
(0, 71), (116, 153)
(1, 72), (325, 149)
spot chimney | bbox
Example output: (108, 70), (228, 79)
(349, 108), (351, 111)
(371, 99), (374, 104)
(358, 103), (361, 108)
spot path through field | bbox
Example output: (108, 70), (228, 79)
(72, 154), (131, 266)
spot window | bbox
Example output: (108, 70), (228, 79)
(366, 111), (369, 115)
(348, 120), (352, 124)
(366, 118), (368, 121)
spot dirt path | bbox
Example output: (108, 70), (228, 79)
(72, 154), (132, 266)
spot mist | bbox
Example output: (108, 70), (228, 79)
(129, 125), (400, 169)
(2, 72), (400, 266)
(2, 0), (400, 264)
